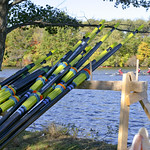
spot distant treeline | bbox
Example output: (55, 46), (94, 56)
(3, 19), (150, 67)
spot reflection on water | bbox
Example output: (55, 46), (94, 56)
(0, 67), (150, 145)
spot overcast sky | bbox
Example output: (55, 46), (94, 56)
(32, 0), (150, 21)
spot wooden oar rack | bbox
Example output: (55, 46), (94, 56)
(0, 71), (149, 150)
(76, 71), (149, 150)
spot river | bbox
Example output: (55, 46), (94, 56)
(0, 67), (150, 146)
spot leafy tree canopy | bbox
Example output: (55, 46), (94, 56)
(105, 0), (150, 9)
(4, 19), (150, 68)
(7, 0), (80, 34)
(0, 0), (81, 70)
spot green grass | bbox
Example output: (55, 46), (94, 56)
(4, 123), (117, 150)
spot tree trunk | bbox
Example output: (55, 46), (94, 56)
(0, 0), (8, 70)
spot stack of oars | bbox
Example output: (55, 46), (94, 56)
(0, 21), (144, 149)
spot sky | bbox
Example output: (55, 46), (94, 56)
(31, 0), (150, 21)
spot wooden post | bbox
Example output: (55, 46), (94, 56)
(90, 61), (93, 81)
(139, 90), (150, 120)
(117, 73), (130, 150)
(136, 59), (139, 81)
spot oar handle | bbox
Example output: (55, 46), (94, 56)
(33, 50), (54, 65)
(101, 22), (120, 42)
(28, 50), (55, 73)
(88, 20), (105, 39)
(121, 25), (144, 45)
(137, 24), (144, 32)
(87, 20), (105, 44)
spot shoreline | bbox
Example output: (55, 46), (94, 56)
(4, 128), (117, 150)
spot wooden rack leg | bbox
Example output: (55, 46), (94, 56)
(117, 73), (130, 150)
(139, 91), (150, 120)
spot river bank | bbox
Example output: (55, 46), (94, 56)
(4, 123), (117, 150)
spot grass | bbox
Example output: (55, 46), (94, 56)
(4, 123), (117, 150)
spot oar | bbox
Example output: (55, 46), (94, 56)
(0, 21), (105, 125)
(42, 20), (105, 80)
(12, 66), (50, 92)
(0, 22), (118, 134)
(28, 21), (105, 92)
(0, 43), (116, 143)
(0, 67), (51, 114)
(0, 66), (50, 104)
(0, 86), (33, 114)
(67, 20), (105, 63)
(0, 50), (55, 96)
(74, 22), (120, 69)
(46, 23), (119, 87)
(0, 51), (76, 126)
(0, 21), (107, 115)
(58, 23), (120, 84)
(0, 80), (38, 115)
(7, 50), (56, 86)
(0, 50), (55, 89)
(0, 65), (72, 136)
(0, 25), (144, 148)
(0, 67), (49, 105)
(92, 25), (144, 71)
(0, 47), (92, 118)
(0, 46), (93, 132)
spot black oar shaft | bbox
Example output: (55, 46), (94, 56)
(39, 65), (71, 95)
(92, 44), (122, 71)
(0, 51), (54, 87)
(0, 67), (50, 125)
(75, 41), (102, 69)
(13, 66), (50, 91)
(0, 65), (71, 132)
(0, 95), (28, 126)
(45, 50), (73, 79)
(0, 111), (21, 135)
(0, 64), (34, 87)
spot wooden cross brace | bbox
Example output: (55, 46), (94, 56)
(77, 72), (149, 150)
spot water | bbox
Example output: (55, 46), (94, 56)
(0, 67), (150, 145)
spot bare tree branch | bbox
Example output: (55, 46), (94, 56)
(6, 21), (96, 33)
(6, 21), (150, 34)
(9, 0), (26, 8)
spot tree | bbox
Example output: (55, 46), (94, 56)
(137, 41), (150, 66)
(4, 27), (35, 67)
(31, 27), (80, 65)
(106, 0), (150, 9)
(0, 0), (80, 70)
